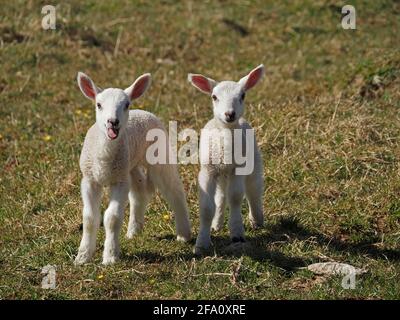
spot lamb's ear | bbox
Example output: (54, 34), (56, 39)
(188, 74), (217, 95)
(124, 73), (152, 101)
(238, 64), (265, 91)
(77, 72), (99, 100)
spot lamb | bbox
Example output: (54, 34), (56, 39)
(75, 71), (191, 265)
(187, 64), (265, 254)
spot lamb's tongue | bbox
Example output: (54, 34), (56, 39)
(107, 127), (118, 139)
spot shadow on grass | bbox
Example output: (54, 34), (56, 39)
(264, 216), (400, 262)
(121, 216), (400, 272)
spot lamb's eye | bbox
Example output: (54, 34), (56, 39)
(241, 92), (246, 101)
(125, 102), (130, 110)
(212, 95), (218, 101)
(96, 103), (102, 109)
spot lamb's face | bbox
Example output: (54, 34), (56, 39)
(95, 89), (130, 140)
(77, 71), (152, 141)
(211, 81), (245, 125)
(188, 64), (265, 127)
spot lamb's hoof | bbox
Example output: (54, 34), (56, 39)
(126, 222), (144, 239)
(74, 251), (92, 265)
(126, 224), (143, 239)
(211, 224), (223, 232)
(177, 232), (192, 242)
(102, 255), (118, 265)
(250, 221), (264, 230)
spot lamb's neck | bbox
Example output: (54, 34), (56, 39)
(95, 132), (124, 162)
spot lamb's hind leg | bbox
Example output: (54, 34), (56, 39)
(149, 164), (191, 242)
(75, 177), (102, 265)
(245, 154), (264, 229)
(127, 167), (154, 239)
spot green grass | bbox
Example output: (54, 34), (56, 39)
(0, 0), (399, 299)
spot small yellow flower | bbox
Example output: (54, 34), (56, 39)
(163, 214), (171, 221)
(43, 135), (52, 142)
(0, 134), (3, 140)
(75, 109), (82, 115)
(97, 274), (104, 280)
(149, 279), (155, 284)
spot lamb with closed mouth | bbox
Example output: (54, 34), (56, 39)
(188, 64), (265, 255)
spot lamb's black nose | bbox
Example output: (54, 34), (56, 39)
(224, 111), (236, 122)
(107, 119), (119, 127)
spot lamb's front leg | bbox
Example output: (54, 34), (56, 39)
(227, 174), (245, 242)
(211, 178), (227, 232)
(194, 168), (217, 255)
(75, 177), (102, 265)
(103, 181), (129, 265)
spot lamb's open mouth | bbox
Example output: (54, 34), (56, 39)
(107, 127), (119, 140)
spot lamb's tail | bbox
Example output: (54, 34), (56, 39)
(148, 163), (192, 241)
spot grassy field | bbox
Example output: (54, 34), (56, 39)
(0, 0), (400, 299)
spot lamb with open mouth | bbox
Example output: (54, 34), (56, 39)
(106, 126), (119, 140)
(75, 71), (191, 265)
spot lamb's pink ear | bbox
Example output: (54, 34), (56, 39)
(239, 64), (265, 91)
(77, 72), (99, 100)
(188, 74), (217, 95)
(124, 73), (152, 101)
